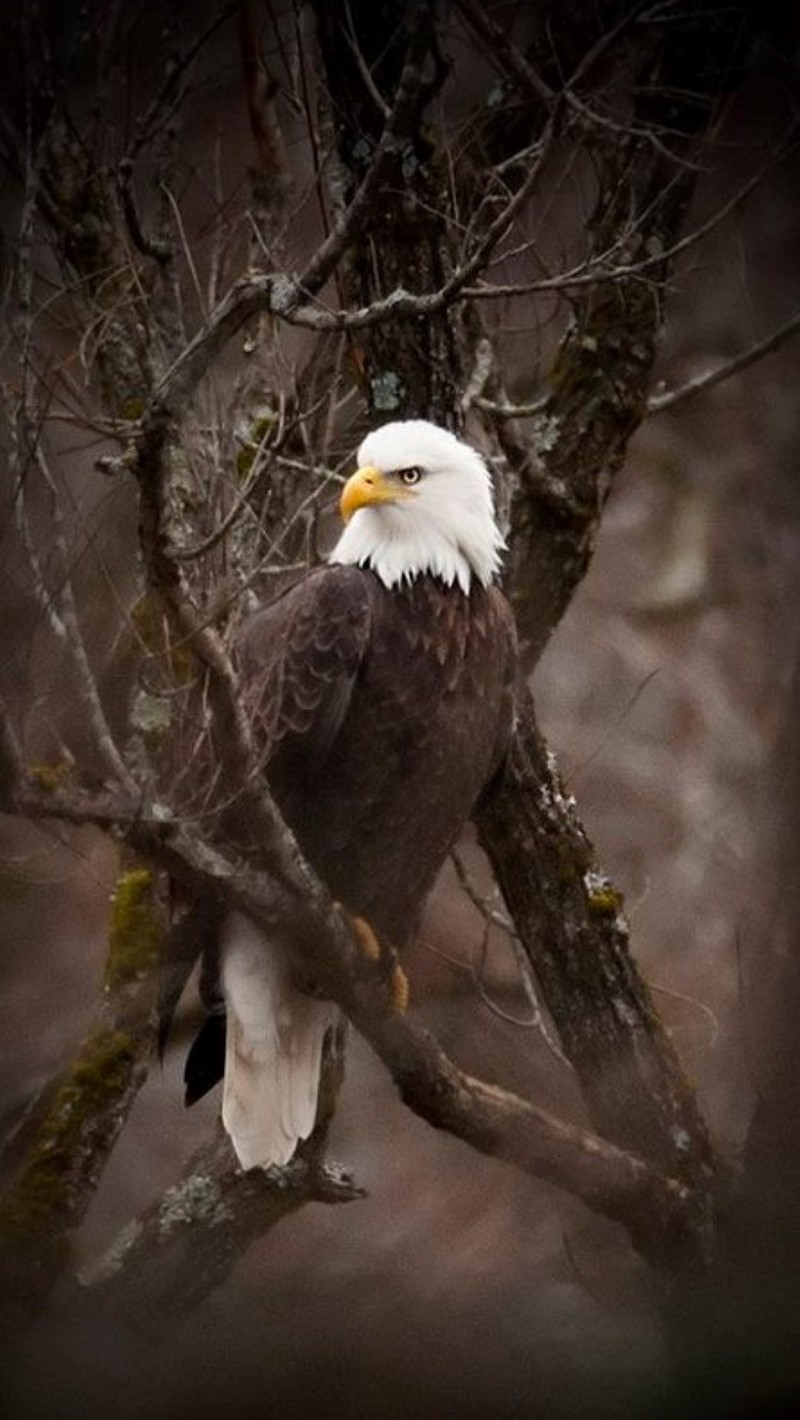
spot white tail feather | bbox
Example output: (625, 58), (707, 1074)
(221, 911), (337, 1170)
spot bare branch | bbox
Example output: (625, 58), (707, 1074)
(0, 846), (166, 1305)
(455, 0), (671, 155)
(19, 439), (138, 794)
(140, 11), (559, 401)
(4, 172), (136, 795)
(450, 845), (571, 1066)
(0, 729), (707, 1276)
(342, 0), (391, 119)
(463, 139), (798, 305)
(474, 688), (718, 1202)
(649, 309), (800, 413)
(81, 1140), (363, 1318)
(161, 185), (207, 317)
(117, 158), (173, 266)
(474, 394), (549, 420)
(2, 0), (780, 1318)
(291, 1), (439, 305)
(454, 0), (555, 108)
(238, 0), (291, 220)
(124, 1), (241, 167)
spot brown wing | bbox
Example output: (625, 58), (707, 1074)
(162, 567), (372, 1095)
(237, 565), (373, 772)
(268, 574), (518, 948)
(483, 582), (519, 783)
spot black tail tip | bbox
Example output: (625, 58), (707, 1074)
(183, 1012), (226, 1106)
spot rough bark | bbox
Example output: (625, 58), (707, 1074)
(80, 1135), (363, 1322)
(490, 2), (752, 663)
(475, 688), (718, 1199)
(311, 0), (464, 426)
(0, 862), (167, 1307)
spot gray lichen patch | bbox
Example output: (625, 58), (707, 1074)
(130, 687), (171, 739)
(157, 1174), (233, 1236)
(529, 412), (562, 454)
(370, 369), (405, 411)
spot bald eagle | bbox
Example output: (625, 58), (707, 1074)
(176, 420), (517, 1169)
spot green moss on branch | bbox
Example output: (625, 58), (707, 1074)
(105, 867), (166, 990)
(0, 1027), (140, 1252)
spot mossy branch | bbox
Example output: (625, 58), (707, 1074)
(79, 1133), (363, 1320)
(0, 747), (716, 1286)
(0, 858), (168, 1307)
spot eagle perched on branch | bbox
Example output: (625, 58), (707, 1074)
(178, 420), (517, 1169)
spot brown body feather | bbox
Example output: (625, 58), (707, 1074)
(238, 565), (517, 948)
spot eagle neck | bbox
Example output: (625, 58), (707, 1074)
(329, 509), (497, 594)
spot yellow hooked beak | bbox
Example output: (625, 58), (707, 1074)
(339, 465), (409, 524)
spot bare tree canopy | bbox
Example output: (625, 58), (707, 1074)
(1, 2), (799, 1416)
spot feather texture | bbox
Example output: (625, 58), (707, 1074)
(221, 912), (338, 1170)
(330, 420), (505, 593)
(237, 569), (516, 949)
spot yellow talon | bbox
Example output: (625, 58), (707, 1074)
(350, 914), (382, 962)
(338, 907), (409, 1015)
(390, 963), (410, 1016)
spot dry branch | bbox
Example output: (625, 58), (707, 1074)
(80, 1138), (364, 1319)
(0, 826), (166, 1306)
(649, 309), (800, 414)
(0, 726), (709, 1284)
(475, 688), (717, 1198)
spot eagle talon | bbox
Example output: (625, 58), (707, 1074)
(340, 909), (409, 1014)
(390, 963), (409, 1016)
(349, 913), (382, 963)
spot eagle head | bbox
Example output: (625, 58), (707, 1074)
(329, 419), (505, 593)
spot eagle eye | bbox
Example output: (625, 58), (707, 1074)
(397, 466), (422, 486)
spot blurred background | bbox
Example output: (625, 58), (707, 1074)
(1, 4), (799, 1416)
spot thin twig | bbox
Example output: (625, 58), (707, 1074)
(5, 357), (136, 794)
(291, 2), (435, 306)
(343, 0), (391, 118)
(450, 846), (571, 1066)
(161, 185), (207, 318)
(124, 1), (241, 166)
(648, 309), (800, 413)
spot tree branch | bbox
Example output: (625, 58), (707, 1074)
(79, 1137), (364, 1320)
(2, 0), (780, 1317)
(0, 717), (712, 1280)
(475, 689), (718, 1202)
(291, 1), (436, 306)
(648, 309), (800, 413)
(0, 840), (166, 1307)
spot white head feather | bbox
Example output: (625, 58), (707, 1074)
(329, 419), (504, 594)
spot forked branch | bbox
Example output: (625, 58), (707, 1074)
(0, 712), (710, 1286)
